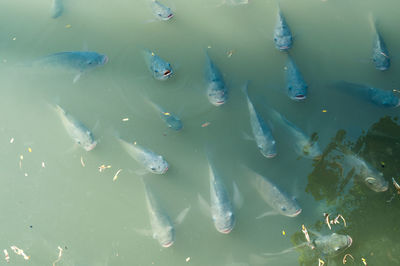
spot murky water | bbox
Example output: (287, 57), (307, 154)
(1, 0), (400, 265)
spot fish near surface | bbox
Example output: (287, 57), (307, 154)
(251, 169), (301, 217)
(143, 182), (175, 247)
(334, 81), (399, 108)
(270, 108), (321, 159)
(150, 0), (174, 21)
(208, 161), (235, 234)
(205, 52), (229, 106)
(143, 49), (173, 81)
(54, 105), (97, 151)
(243, 83), (276, 158)
(37, 51), (108, 71)
(147, 100), (182, 131)
(369, 15), (390, 71)
(273, 7), (293, 51)
(344, 154), (388, 192)
(285, 54), (307, 101)
(117, 138), (169, 174)
(313, 233), (352, 257)
(51, 0), (63, 18)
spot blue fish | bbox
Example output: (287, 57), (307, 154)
(274, 7), (293, 51)
(143, 50), (173, 81)
(205, 51), (229, 106)
(147, 100), (183, 131)
(334, 81), (400, 108)
(243, 82), (277, 158)
(370, 14), (390, 71)
(150, 0), (174, 21)
(143, 182), (175, 247)
(285, 54), (307, 101)
(51, 0), (63, 18)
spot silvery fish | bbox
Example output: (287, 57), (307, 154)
(208, 160), (235, 234)
(205, 51), (229, 106)
(51, 0), (63, 18)
(143, 49), (173, 81)
(370, 14), (390, 71)
(220, 0), (249, 6)
(273, 7), (292, 51)
(147, 100), (183, 131)
(270, 109), (322, 159)
(150, 0), (174, 21)
(117, 138), (169, 175)
(243, 83), (277, 158)
(54, 105), (97, 151)
(143, 182), (175, 247)
(334, 81), (400, 108)
(285, 54), (307, 101)
(313, 233), (352, 258)
(344, 154), (388, 192)
(251, 169), (301, 217)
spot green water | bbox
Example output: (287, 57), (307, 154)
(1, 0), (400, 265)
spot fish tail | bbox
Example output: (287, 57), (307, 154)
(368, 12), (377, 33)
(242, 80), (250, 97)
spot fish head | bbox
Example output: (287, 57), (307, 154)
(84, 52), (108, 69)
(315, 233), (352, 257)
(277, 197), (302, 217)
(153, 63), (173, 80)
(80, 131), (97, 151)
(164, 114), (183, 131)
(259, 143), (277, 158)
(207, 84), (228, 106)
(288, 84), (307, 101)
(364, 175), (388, 192)
(152, 1), (174, 21)
(274, 35), (292, 51)
(214, 210), (235, 234)
(157, 225), (175, 248)
(148, 156), (169, 174)
(372, 54), (390, 71)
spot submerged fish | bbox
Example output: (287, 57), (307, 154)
(220, 0), (249, 6)
(205, 51), (229, 106)
(344, 154), (388, 192)
(313, 233), (352, 258)
(117, 138), (169, 174)
(208, 160), (235, 234)
(273, 7), (293, 51)
(285, 54), (307, 101)
(150, 0), (174, 21)
(54, 105), (97, 151)
(51, 0), (63, 18)
(251, 169), (301, 217)
(243, 83), (276, 158)
(334, 81), (399, 108)
(147, 100), (183, 131)
(370, 14), (390, 71)
(143, 182), (175, 247)
(143, 50), (173, 81)
(270, 109), (321, 159)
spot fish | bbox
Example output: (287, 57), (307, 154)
(334, 81), (400, 108)
(205, 51), (229, 106)
(208, 160), (235, 234)
(51, 0), (63, 19)
(273, 7), (293, 51)
(270, 108), (322, 159)
(313, 233), (353, 258)
(369, 14), (390, 71)
(117, 138), (169, 175)
(143, 182), (175, 247)
(147, 100), (183, 131)
(344, 154), (388, 192)
(219, 0), (249, 6)
(36, 51), (108, 82)
(243, 82), (277, 158)
(251, 169), (301, 217)
(150, 0), (174, 21)
(143, 49), (173, 81)
(285, 54), (307, 101)
(54, 105), (97, 151)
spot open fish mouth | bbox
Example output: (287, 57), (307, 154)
(84, 141), (97, 151)
(265, 153), (277, 158)
(162, 241), (174, 248)
(219, 227), (233, 234)
(167, 14), (174, 19)
(293, 208), (302, 217)
(163, 70), (172, 76)
(214, 100), (225, 106)
(295, 94), (306, 100)
(279, 46), (291, 50)
(162, 166), (169, 174)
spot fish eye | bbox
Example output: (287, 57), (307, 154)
(281, 207), (287, 211)
(150, 167), (156, 171)
(274, 38), (277, 41)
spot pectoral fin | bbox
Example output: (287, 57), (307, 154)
(198, 194), (211, 217)
(233, 181), (244, 209)
(256, 210), (279, 219)
(175, 206), (191, 225)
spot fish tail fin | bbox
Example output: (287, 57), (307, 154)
(368, 12), (377, 33)
(242, 80), (250, 97)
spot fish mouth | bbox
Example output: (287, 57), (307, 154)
(162, 241), (174, 248)
(219, 227), (233, 234)
(279, 46), (290, 50)
(167, 14), (174, 19)
(84, 141), (97, 151)
(295, 94), (306, 100)
(347, 236), (353, 247)
(214, 100), (225, 106)
(163, 70), (172, 76)
(162, 166), (169, 174)
(376, 66), (388, 71)
(292, 208), (302, 217)
(265, 153), (277, 158)
(102, 55), (109, 65)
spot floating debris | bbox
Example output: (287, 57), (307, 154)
(323, 213), (347, 229)
(113, 169), (122, 182)
(10, 246), (29, 260)
(343, 254), (354, 264)
(24, 173), (28, 177)
(201, 122), (211, 128)
(322, 109), (327, 113)
(227, 49), (235, 58)
(282, 230), (286, 236)
(9, 138), (14, 144)
(28, 147), (32, 153)
(207, 45), (212, 49)
(65, 24), (71, 28)
(301, 225), (312, 246)
(12, 37), (16, 41)
(52, 246), (63, 266)
(122, 118), (129, 122)
(42, 162), (46, 168)
(392, 178), (400, 194)
(80, 156), (85, 167)
(324, 213), (331, 230)
(3, 249), (9, 262)
(361, 257), (367, 265)
(318, 258), (325, 266)
(19, 155), (23, 169)
(186, 257), (191, 262)
(99, 164), (111, 172)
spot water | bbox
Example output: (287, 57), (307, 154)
(0, 0), (400, 265)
